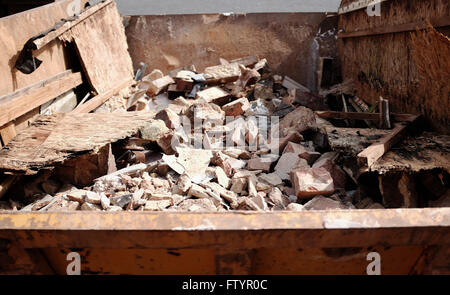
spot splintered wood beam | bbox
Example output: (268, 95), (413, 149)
(0, 71), (83, 128)
(315, 111), (417, 122)
(72, 78), (134, 114)
(357, 115), (420, 169)
(32, 0), (113, 50)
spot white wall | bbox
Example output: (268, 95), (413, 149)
(115, 0), (342, 15)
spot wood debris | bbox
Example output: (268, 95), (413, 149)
(1, 55), (448, 213)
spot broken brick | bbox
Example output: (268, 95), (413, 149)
(268, 187), (290, 210)
(312, 152), (347, 189)
(279, 106), (317, 137)
(204, 63), (240, 84)
(196, 86), (231, 105)
(85, 191), (101, 204)
(232, 65), (261, 97)
(258, 173), (283, 186)
(248, 157), (272, 172)
(222, 97), (251, 117)
(146, 75), (175, 97)
(155, 108), (181, 130)
(274, 153), (307, 180)
(230, 177), (247, 194)
(291, 168), (335, 198)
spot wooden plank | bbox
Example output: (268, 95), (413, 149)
(357, 116), (420, 168)
(0, 112), (154, 174)
(340, 16), (450, 38)
(371, 132), (450, 174)
(0, 0), (89, 96)
(72, 78), (134, 114)
(32, 0), (113, 50)
(0, 122), (17, 146)
(315, 111), (416, 122)
(0, 70), (72, 103)
(59, 1), (134, 94)
(338, 0), (389, 15)
(0, 71), (82, 128)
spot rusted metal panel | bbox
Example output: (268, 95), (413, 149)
(0, 209), (448, 249)
(32, 246), (428, 275)
(125, 13), (331, 92)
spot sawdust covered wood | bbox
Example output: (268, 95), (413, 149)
(0, 112), (154, 174)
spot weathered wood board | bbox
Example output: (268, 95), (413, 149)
(338, 0), (450, 134)
(371, 132), (450, 174)
(326, 126), (391, 156)
(0, 0), (89, 96)
(60, 1), (134, 94)
(0, 112), (154, 175)
(0, 71), (83, 127)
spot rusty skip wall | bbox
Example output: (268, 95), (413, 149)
(338, 0), (450, 134)
(125, 13), (337, 92)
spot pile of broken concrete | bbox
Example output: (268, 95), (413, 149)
(8, 56), (387, 213)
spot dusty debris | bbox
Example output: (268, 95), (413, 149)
(303, 195), (349, 210)
(3, 54), (446, 214)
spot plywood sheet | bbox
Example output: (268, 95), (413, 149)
(60, 1), (134, 94)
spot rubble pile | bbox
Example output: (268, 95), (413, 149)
(7, 55), (448, 213)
